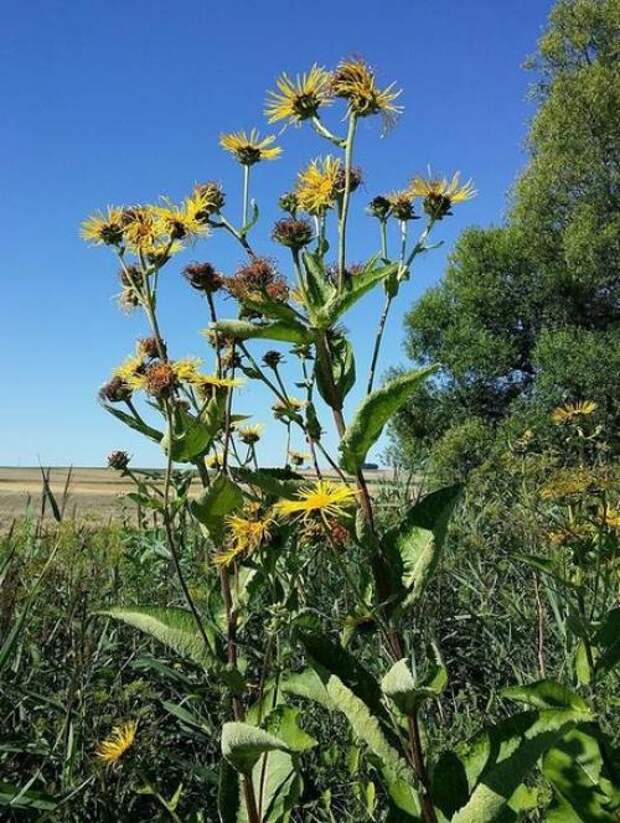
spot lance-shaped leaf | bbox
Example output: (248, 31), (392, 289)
(315, 260), (399, 327)
(381, 485), (462, 615)
(97, 606), (219, 669)
(190, 474), (244, 543)
(212, 318), (312, 344)
(595, 607), (620, 677)
(239, 296), (302, 324)
(217, 759), (240, 823)
(231, 466), (305, 500)
(432, 705), (592, 823)
(301, 250), (336, 314)
(221, 722), (290, 775)
(315, 332), (356, 408)
(340, 365), (438, 474)
(102, 403), (163, 443)
(382, 653), (447, 716)
(297, 632), (420, 819)
(501, 679), (589, 712)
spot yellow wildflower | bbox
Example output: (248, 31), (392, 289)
(551, 401), (598, 425)
(276, 480), (357, 519)
(295, 156), (341, 215)
(96, 721), (137, 765)
(212, 512), (273, 567)
(113, 353), (148, 391)
(330, 58), (402, 125)
(155, 200), (210, 242)
(171, 357), (203, 384)
(408, 172), (476, 219)
(597, 507), (620, 530)
(80, 206), (125, 246)
(121, 205), (163, 254)
(288, 449), (310, 467)
(237, 424), (263, 444)
(541, 468), (599, 501)
(219, 129), (282, 165)
(265, 64), (332, 125)
(199, 374), (244, 389)
(205, 451), (224, 470)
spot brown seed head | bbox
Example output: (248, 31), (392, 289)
(184, 261), (224, 294)
(145, 362), (177, 398)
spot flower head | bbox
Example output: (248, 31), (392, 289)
(288, 449), (310, 467)
(330, 58), (402, 126)
(272, 217), (314, 250)
(184, 261), (224, 294)
(272, 397), (305, 421)
(81, 207), (125, 246)
(99, 376), (132, 404)
(237, 423), (263, 444)
(171, 357), (203, 384)
(367, 195), (392, 221)
(296, 156), (341, 215)
(265, 64), (332, 125)
(226, 257), (289, 304)
(212, 511), (273, 567)
(408, 172), (476, 220)
(145, 362), (178, 398)
(107, 450), (130, 471)
(219, 129), (282, 165)
(190, 181), (226, 218)
(96, 721), (137, 765)
(276, 480), (357, 519)
(113, 353), (149, 391)
(551, 400), (598, 425)
(154, 200), (210, 242)
(387, 191), (417, 222)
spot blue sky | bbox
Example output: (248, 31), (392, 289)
(1, 0), (553, 468)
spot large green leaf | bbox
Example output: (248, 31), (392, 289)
(281, 668), (336, 711)
(217, 759), (241, 823)
(98, 607), (219, 669)
(315, 260), (399, 327)
(190, 474), (244, 543)
(212, 319), (312, 344)
(221, 722), (290, 775)
(298, 632), (420, 819)
(339, 366), (438, 473)
(315, 332), (356, 408)
(162, 397), (225, 463)
(542, 726), (619, 822)
(301, 250), (336, 315)
(501, 679), (589, 712)
(433, 706), (592, 823)
(381, 653), (447, 716)
(0, 783), (57, 811)
(381, 485), (462, 614)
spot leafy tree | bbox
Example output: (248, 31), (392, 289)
(390, 0), (620, 473)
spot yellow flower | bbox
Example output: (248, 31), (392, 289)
(295, 156), (341, 215)
(265, 64), (332, 125)
(81, 206), (124, 246)
(212, 512), (273, 567)
(96, 720), (137, 765)
(289, 449), (310, 466)
(113, 353), (148, 391)
(121, 205), (163, 254)
(541, 468), (598, 501)
(205, 451), (224, 470)
(155, 200), (210, 242)
(276, 480), (357, 519)
(551, 400), (598, 425)
(408, 172), (476, 219)
(199, 374), (244, 389)
(331, 58), (402, 125)
(219, 129), (282, 165)
(272, 397), (305, 420)
(597, 507), (620, 530)
(237, 423), (263, 444)
(171, 357), (203, 383)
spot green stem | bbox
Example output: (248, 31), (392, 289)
(337, 114), (358, 290)
(242, 164), (250, 228)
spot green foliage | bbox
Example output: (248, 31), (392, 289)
(190, 474), (245, 542)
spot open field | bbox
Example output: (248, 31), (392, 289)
(0, 466), (393, 529)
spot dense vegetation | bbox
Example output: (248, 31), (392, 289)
(2, 1), (620, 821)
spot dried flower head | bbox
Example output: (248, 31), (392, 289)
(226, 257), (289, 304)
(265, 64), (332, 125)
(296, 156), (341, 214)
(81, 207), (125, 246)
(184, 261), (224, 294)
(367, 195), (392, 221)
(190, 181), (226, 218)
(107, 450), (130, 471)
(99, 376), (132, 404)
(219, 129), (282, 165)
(409, 172), (476, 220)
(137, 337), (163, 360)
(263, 350), (284, 369)
(145, 362), (178, 398)
(335, 165), (363, 195)
(272, 217), (314, 250)
(331, 57), (402, 126)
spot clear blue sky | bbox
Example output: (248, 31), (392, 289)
(1, 0), (553, 468)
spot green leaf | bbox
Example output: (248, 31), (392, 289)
(213, 319), (312, 344)
(315, 332), (356, 408)
(340, 365), (438, 473)
(315, 260), (399, 327)
(381, 485), (462, 614)
(217, 759), (241, 823)
(435, 706), (592, 823)
(239, 297), (302, 324)
(542, 726), (619, 822)
(281, 668), (336, 711)
(230, 466), (305, 500)
(595, 607), (620, 677)
(221, 722), (290, 775)
(162, 398), (225, 463)
(576, 640), (593, 686)
(381, 653), (447, 716)
(190, 474), (244, 543)
(0, 783), (57, 811)
(102, 403), (163, 442)
(263, 705), (317, 753)
(301, 249), (336, 313)
(501, 680), (589, 712)
(98, 606), (219, 669)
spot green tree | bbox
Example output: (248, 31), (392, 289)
(390, 0), (620, 474)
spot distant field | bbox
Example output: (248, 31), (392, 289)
(0, 466), (393, 529)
